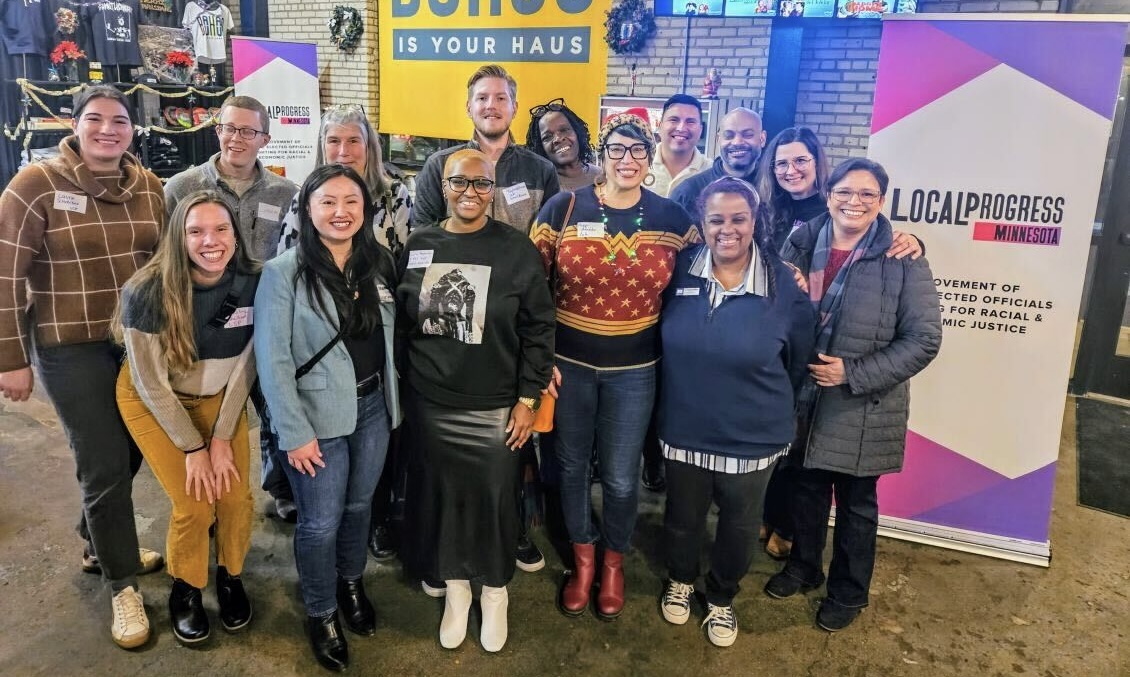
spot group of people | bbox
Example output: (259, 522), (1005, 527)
(0, 61), (941, 670)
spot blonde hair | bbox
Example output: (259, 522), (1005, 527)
(466, 64), (517, 102)
(443, 148), (495, 179)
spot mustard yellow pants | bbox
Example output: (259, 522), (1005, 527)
(116, 362), (252, 589)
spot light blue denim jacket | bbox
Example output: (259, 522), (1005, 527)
(253, 248), (402, 451)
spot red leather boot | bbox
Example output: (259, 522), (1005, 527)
(558, 543), (596, 617)
(596, 549), (625, 620)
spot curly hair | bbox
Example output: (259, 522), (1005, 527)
(524, 102), (595, 167)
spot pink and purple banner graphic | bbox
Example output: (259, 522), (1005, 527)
(231, 37), (320, 184)
(867, 16), (1126, 564)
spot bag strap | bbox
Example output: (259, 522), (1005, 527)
(295, 322), (346, 380)
(199, 272), (250, 344)
(549, 191), (576, 300)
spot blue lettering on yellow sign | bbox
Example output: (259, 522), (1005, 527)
(393, 28), (589, 62)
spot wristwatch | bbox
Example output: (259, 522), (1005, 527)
(518, 396), (540, 413)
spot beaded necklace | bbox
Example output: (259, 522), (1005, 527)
(596, 186), (643, 276)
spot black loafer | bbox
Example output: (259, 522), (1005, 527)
(217, 566), (252, 632)
(641, 460), (667, 492)
(764, 571), (822, 600)
(169, 578), (210, 645)
(336, 577), (376, 636)
(367, 524), (397, 562)
(306, 614), (349, 672)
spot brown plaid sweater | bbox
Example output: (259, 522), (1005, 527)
(0, 137), (164, 371)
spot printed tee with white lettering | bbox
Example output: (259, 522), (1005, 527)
(82, 0), (143, 65)
(182, 0), (234, 64)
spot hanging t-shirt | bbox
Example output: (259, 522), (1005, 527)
(0, 0), (51, 56)
(82, 0), (143, 65)
(140, 0), (189, 29)
(182, 0), (232, 64)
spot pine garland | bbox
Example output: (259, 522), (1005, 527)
(328, 6), (364, 53)
(604, 0), (657, 55)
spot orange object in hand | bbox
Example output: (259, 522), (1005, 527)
(533, 392), (555, 433)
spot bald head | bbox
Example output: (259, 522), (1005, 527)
(718, 108), (766, 178)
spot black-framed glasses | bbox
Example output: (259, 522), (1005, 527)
(830, 188), (882, 205)
(772, 156), (813, 174)
(604, 143), (649, 160)
(444, 176), (495, 195)
(529, 98), (565, 118)
(215, 123), (267, 140)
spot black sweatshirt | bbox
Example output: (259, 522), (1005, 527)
(396, 218), (555, 410)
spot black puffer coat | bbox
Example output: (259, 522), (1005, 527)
(781, 214), (942, 477)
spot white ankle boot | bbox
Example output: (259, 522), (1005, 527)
(439, 579), (472, 649)
(480, 585), (508, 652)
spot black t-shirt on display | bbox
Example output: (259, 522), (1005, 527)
(83, 0), (143, 65)
(139, 0), (189, 28)
(0, 0), (52, 55)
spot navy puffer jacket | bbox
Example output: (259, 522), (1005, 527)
(780, 214), (942, 477)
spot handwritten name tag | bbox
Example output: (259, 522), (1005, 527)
(257, 202), (281, 221)
(576, 222), (605, 239)
(53, 191), (88, 214)
(224, 307), (254, 328)
(377, 284), (394, 303)
(407, 249), (433, 269)
(502, 183), (530, 205)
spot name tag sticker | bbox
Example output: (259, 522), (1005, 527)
(675, 287), (700, 296)
(53, 191), (87, 214)
(377, 284), (394, 303)
(502, 183), (530, 205)
(224, 307), (253, 328)
(407, 249), (433, 269)
(257, 202), (281, 221)
(576, 222), (605, 239)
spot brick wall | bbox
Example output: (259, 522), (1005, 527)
(266, 0), (378, 111)
(794, 0), (1062, 162)
(605, 17), (772, 107)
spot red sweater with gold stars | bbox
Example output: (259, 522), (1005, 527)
(530, 186), (698, 369)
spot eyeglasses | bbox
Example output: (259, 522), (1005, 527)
(772, 156), (813, 174)
(529, 98), (565, 118)
(604, 143), (649, 160)
(215, 123), (267, 140)
(444, 176), (495, 194)
(830, 188), (882, 205)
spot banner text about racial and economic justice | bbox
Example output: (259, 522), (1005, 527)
(378, 0), (612, 140)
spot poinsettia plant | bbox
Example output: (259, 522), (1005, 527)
(50, 40), (86, 65)
(165, 50), (194, 68)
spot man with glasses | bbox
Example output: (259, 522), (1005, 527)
(411, 64), (559, 233)
(650, 93), (712, 198)
(670, 108), (766, 216)
(165, 95), (301, 522)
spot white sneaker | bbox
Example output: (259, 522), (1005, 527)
(702, 603), (738, 647)
(111, 586), (150, 649)
(479, 585), (508, 653)
(661, 580), (694, 625)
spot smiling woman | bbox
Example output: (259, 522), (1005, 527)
(0, 85), (165, 651)
(112, 191), (262, 646)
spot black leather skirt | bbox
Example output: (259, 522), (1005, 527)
(403, 387), (520, 588)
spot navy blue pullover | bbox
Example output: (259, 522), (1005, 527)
(658, 244), (816, 459)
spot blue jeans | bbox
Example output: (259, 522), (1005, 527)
(277, 389), (390, 617)
(554, 361), (656, 553)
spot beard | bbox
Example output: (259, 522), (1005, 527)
(722, 144), (760, 176)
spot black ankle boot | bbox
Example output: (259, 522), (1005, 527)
(336, 577), (376, 636)
(306, 613), (349, 672)
(169, 578), (210, 644)
(216, 566), (252, 632)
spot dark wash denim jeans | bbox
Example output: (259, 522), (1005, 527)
(783, 468), (880, 608)
(35, 340), (142, 592)
(278, 388), (390, 617)
(553, 361), (655, 553)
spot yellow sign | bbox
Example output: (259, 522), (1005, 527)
(378, 0), (611, 141)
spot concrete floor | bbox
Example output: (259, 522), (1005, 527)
(0, 395), (1127, 677)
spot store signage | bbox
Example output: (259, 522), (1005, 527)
(378, 0), (610, 139)
(867, 16), (1127, 566)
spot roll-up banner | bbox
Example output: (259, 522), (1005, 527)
(867, 14), (1127, 566)
(231, 37), (321, 184)
(378, 0), (611, 139)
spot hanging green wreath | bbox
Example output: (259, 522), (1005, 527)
(328, 6), (363, 53)
(604, 0), (657, 55)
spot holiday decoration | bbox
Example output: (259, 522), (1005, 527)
(50, 41), (86, 82)
(328, 6), (364, 53)
(166, 50), (195, 84)
(702, 67), (722, 98)
(604, 0), (656, 55)
(55, 8), (78, 35)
